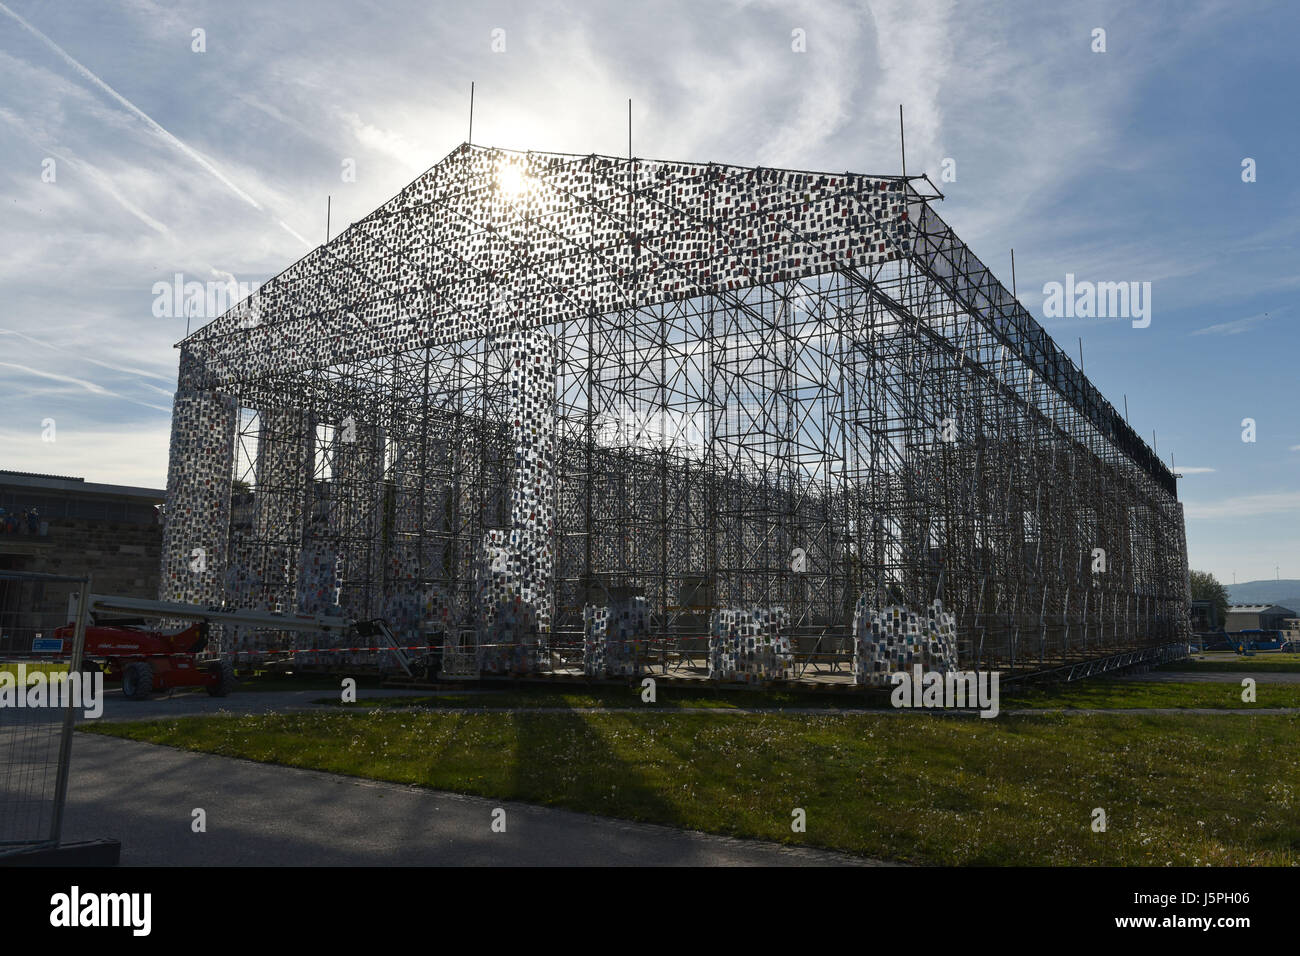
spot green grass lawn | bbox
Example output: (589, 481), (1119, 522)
(317, 684), (897, 711)
(1, 661), (70, 680)
(312, 678), (1300, 712)
(84, 707), (1300, 865)
(1158, 654), (1300, 673)
(1004, 679), (1299, 710)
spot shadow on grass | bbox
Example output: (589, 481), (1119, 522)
(509, 706), (684, 826)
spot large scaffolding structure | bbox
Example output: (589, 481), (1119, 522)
(160, 143), (1190, 678)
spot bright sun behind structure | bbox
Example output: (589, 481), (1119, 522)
(495, 159), (530, 199)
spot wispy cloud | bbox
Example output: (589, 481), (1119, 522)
(1184, 492), (1300, 520)
(0, 361), (112, 395)
(0, 112), (173, 234)
(0, 361), (171, 412)
(0, 424), (171, 487)
(1190, 310), (1280, 337)
(0, 0), (309, 245)
(0, 329), (173, 383)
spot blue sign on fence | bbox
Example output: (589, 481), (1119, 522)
(31, 638), (64, 653)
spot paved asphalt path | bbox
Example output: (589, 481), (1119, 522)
(58, 733), (877, 866)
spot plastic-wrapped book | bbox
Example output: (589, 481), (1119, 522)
(852, 597), (959, 687)
(708, 606), (793, 683)
(582, 597), (650, 677)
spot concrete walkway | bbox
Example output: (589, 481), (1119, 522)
(57, 733), (878, 866)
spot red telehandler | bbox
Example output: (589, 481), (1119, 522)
(53, 615), (231, 699)
(50, 593), (411, 700)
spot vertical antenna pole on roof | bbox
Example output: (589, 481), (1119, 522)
(469, 82), (475, 145)
(628, 98), (632, 160)
(1010, 248), (1016, 298)
(898, 104), (906, 178)
(1124, 394), (1130, 423)
(1078, 337), (1084, 371)
(326, 195), (331, 243)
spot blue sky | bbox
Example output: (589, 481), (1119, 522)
(0, 0), (1296, 584)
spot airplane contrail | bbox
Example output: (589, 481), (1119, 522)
(0, 1), (311, 245)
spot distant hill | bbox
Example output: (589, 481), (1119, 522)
(1226, 579), (1300, 613)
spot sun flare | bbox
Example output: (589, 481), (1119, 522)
(495, 159), (531, 199)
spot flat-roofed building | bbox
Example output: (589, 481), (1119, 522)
(1223, 603), (1297, 633)
(0, 470), (164, 649)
